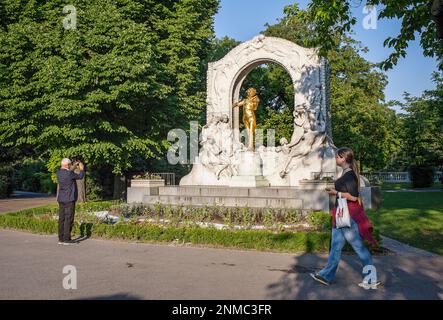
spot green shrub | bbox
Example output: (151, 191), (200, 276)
(84, 176), (104, 201)
(0, 165), (14, 198)
(6, 205), (58, 217)
(409, 165), (436, 188)
(308, 211), (332, 231)
(0, 202), (385, 253)
(83, 168), (115, 201)
(13, 159), (56, 194)
(0, 175), (10, 198)
(33, 172), (56, 194)
(2, 202), (117, 217)
(130, 204), (310, 230)
(0, 212), (332, 253)
(369, 176), (382, 186)
(77, 200), (121, 212)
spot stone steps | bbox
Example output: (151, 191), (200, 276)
(128, 185), (378, 211)
(137, 186), (333, 210)
(158, 186), (303, 199)
(127, 185), (338, 211)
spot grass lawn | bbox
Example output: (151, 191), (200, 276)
(367, 191), (443, 255)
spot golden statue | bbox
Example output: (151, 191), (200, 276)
(233, 88), (260, 151)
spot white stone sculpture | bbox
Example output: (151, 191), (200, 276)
(181, 35), (336, 187)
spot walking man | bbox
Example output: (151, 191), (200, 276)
(57, 158), (85, 245)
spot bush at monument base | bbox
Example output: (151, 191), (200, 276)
(0, 203), (382, 253)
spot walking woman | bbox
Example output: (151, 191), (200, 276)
(310, 147), (380, 289)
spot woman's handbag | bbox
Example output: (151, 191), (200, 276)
(336, 192), (351, 228)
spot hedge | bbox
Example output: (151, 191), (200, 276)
(0, 202), (382, 253)
(0, 212), (331, 253)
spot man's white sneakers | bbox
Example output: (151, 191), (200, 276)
(59, 240), (79, 246)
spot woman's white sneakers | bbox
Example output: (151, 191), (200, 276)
(358, 281), (381, 290)
(310, 272), (381, 289)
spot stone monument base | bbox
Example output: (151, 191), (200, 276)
(229, 175), (269, 187)
(127, 185), (381, 211)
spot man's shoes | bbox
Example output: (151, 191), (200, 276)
(358, 280), (381, 290)
(310, 273), (330, 286)
(58, 241), (64, 245)
(62, 240), (78, 246)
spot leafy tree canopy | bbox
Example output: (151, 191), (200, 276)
(216, 3), (402, 170)
(288, 0), (443, 70)
(0, 0), (219, 179)
(397, 73), (443, 168)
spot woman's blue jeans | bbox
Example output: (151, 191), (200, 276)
(318, 218), (373, 283)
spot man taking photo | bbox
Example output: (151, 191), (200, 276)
(56, 158), (85, 245)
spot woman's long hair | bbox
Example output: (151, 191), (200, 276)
(337, 147), (362, 205)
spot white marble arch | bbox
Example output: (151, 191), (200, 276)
(206, 34), (332, 140)
(180, 35), (336, 187)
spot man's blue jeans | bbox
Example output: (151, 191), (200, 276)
(318, 218), (373, 283)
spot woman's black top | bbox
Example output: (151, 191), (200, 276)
(334, 169), (359, 207)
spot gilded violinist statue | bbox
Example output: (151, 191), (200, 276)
(233, 87), (260, 151)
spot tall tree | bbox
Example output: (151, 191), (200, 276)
(399, 73), (443, 168)
(293, 0), (443, 70)
(232, 4), (402, 170)
(0, 0), (219, 197)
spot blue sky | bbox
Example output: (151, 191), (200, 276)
(214, 0), (439, 107)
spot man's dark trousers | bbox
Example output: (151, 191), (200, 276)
(58, 201), (75, 242)
(56, 167), (85, 242)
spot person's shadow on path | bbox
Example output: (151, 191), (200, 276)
(265, 249), (443, 300)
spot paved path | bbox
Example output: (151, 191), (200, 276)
(0, 229), (442, 300)
(0, 192), (56, 214)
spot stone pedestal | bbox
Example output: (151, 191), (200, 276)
(299, 179), (335, 190)
(127, 179), (165, 203)
(229, 151), (269, 187)
(130, 179), (165, 188)
(360, 186), (382, 210)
